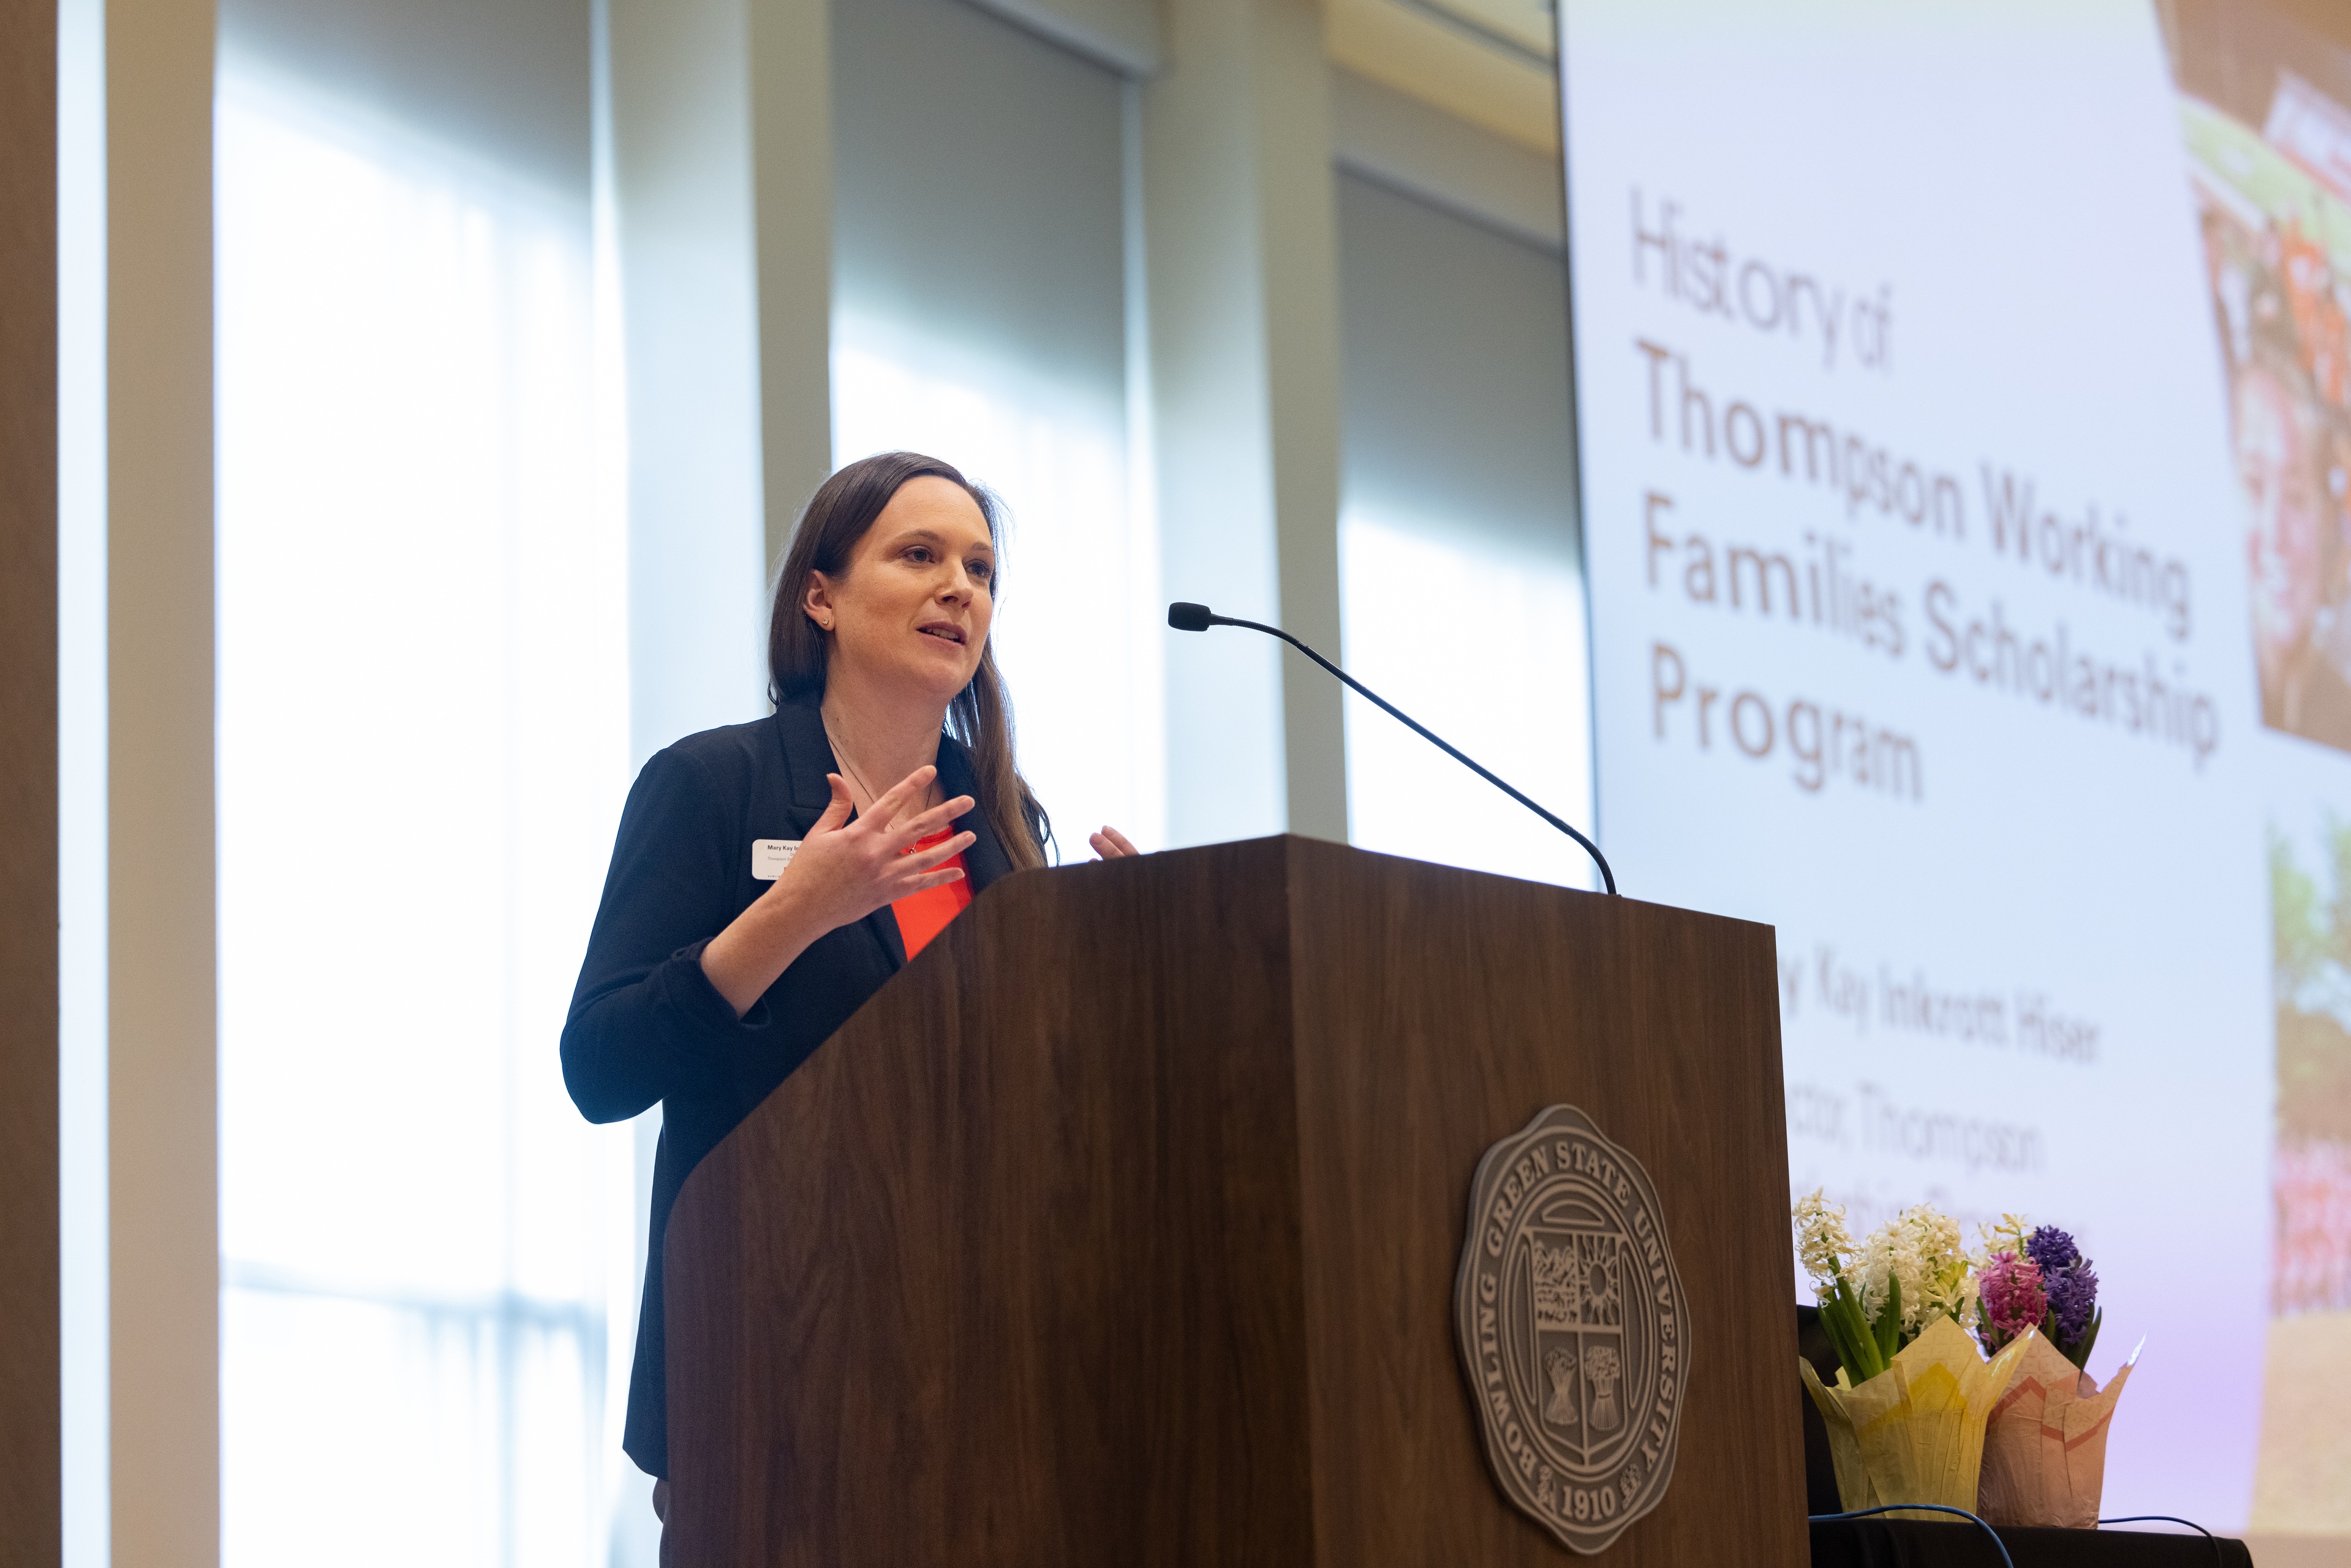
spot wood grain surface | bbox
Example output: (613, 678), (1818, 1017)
(663, 836), (1805, 1567)
(1283, 837), (1805, 1564)
(1, 0), (61, 1556)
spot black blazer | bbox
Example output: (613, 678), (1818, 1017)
(560, 691), (1018, 1479)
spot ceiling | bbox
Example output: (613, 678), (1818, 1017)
(1326, 0), (1560, 154)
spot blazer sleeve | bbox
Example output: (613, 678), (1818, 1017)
(560, 744), (769, 1124)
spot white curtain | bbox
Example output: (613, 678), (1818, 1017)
(215, 63), (638, 1568)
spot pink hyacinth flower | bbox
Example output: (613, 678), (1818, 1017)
(1977, 1249), (2047, 1347)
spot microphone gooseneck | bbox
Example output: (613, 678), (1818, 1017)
(1166, 601), (1618, 897)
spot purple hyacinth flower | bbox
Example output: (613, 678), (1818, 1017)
(2045, 1259), (2099, 1343)
(2026, 1226), (2080, 1275)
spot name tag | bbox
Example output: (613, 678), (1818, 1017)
(751, 839), (801, 880)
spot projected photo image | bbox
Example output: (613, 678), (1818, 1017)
(2269, 824), (2351, 1322)
(2259, 816), (2351, 1528)
(2170, 0), (2351, 1529)
(2173, 0), (2351, 753)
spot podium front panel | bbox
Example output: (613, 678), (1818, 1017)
(662, 836), (1805, 1568)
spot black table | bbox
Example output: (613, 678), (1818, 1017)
(1810, 1517), (2251, 1568)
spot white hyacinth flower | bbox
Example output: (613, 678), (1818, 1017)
(1856, 1202), (1974, 1339)
(1792, 1189), (1857, 1295)
(1976, 1212), (2031, 1259)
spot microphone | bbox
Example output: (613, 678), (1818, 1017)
(1166, 601), (1617, 896)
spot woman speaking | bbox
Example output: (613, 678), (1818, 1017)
(560, 451), (1136, 1526)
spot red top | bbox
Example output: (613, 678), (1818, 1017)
(892, 829), (973, 959)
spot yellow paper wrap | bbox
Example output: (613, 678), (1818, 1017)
(1975, 1334), (2137, 1528)
(1799, 1314), (2032, 1519)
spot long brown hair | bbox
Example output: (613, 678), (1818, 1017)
(768, 451), (1050, 870)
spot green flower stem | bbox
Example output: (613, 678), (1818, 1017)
(1871, 1273), (1903, 1366)
(2069, 1308), (2102, 1372)
(1818, 1276), (1886, 1384)
(2037, 1304), (2104, 1371)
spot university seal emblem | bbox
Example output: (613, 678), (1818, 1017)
(1453, 1106), (1689, 1555)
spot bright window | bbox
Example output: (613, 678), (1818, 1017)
(215, 67), (636, 1568)
(1342, 509), (1593, 888)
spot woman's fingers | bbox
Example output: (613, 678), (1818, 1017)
(894, 793), (976, 845)
(866, 764), (938, 825)
(899, 830), (976, 875)
(812, 775), (856, 834)
(769, 769), (975, 938)
(1090, 825), (1139, 859)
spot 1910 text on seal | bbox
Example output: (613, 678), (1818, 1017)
(1452, 1106), (1691, 1555)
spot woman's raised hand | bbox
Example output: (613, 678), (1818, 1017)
(787, 767), (975, 929)
(699, 764), (974, 1017)
(1089, 826), (1139, 859)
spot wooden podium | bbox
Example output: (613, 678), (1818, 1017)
(662, 836), (1807, 1566)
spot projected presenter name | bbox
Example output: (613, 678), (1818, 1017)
(1788, 944), (2102, 1064)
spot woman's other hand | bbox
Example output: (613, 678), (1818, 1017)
(1089, 826), (1139, 860)
(700, 765), (974, 1016)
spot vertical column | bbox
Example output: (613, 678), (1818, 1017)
(0, 0), (61, 1559)
(606, 0), (769, 758)
(605, 0), (831, 764)
(749, 0), (834, 571)
(106, 0), (217, 1563)
(1142, 0), (1346, 845)
(600, 3), (828, 1545)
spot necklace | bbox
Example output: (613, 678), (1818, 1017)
(821, 719), (935, 816)
(821, 720), (883, 805)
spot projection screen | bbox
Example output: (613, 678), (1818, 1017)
(1558, 0), (2351, 1535)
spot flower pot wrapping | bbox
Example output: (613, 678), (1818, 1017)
(1798, 1316), (2034, 1519)
(1975, 1333), (2136, 1528)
